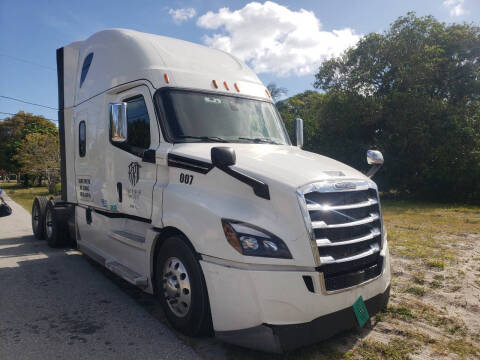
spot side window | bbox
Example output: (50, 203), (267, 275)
(79, 121), (86, 157)
(80, 53), (93, 88)
(124, 95), (151, 150)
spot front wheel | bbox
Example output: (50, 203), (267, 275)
(155, 235), (212, 337)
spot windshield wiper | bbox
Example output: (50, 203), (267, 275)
(237, 137), (281, 145)
(177, 135), (229, 143)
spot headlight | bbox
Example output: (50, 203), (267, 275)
(221, 219), (292, 259)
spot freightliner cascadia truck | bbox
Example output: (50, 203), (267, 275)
(31, 29), (390, 353)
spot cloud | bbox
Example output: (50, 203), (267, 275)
(443, 0), (467, 17)
(169, 8), (197, 24)
(196, 1), (360, 76)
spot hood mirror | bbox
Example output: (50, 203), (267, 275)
(294, 118), (303, 148)
(211, 147), (236, 168)
(366, 150), (384, 178)
(109, 102), (128, 143)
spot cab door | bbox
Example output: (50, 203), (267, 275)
(106, 85), (159, 220)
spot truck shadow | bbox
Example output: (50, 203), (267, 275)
(0, 235), (199, 358)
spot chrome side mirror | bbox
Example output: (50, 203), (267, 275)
(294, 118), (303, 148)
(109, 102), (128, 143)
(366, 150), (384, 178)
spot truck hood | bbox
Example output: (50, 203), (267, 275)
(170, 143), (367, 189)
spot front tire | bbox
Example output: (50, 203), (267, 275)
(155, 235), (212, 336)
(32, 196), (48, 240)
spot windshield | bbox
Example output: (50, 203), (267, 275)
(155, 89), (291, 145)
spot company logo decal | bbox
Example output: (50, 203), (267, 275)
(334, 181), (357, 190)
(128, 162), (141, 187)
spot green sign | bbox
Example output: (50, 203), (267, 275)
(353, 296), (369, 327)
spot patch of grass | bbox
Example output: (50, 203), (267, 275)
(382, 201), (480, 268)
(425, 259), (445, 270)
(346, 338), (419, 360)
(433, 339), (480, 359)
(386, 305), (416, 320)
(464, 218), (480, 224)
(0, 182), (49, 213)
(406, 286), (425, 297)
(447, 284), (462, 292)
(411, 274), (424, 285)
(382, 201), (480, 235)
(393, 299), (467, 337)
(429, 280), (442, 289)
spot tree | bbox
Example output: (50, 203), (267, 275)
(312, 13), (480, 202)
(0, 111), (58, 183)
(13, 132), (60, 193)
(276, 91), (324, 150)
(267, 83), (288, 102)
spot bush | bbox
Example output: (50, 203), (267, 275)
(50, 183), (61, 196)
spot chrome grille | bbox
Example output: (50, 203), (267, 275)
(299, 180), (384, 292)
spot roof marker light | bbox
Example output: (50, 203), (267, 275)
(212, 80), (219, 89)
(265, 88), (271, 98)
(223, 81), (230, 91)
(234, 83), (240, 92)
(164, 73), (170, 84)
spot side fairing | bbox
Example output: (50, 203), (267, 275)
(57, 46), (79, 203)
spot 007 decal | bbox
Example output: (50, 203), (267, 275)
(180, 173), (194, 185)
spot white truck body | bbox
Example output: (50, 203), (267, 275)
(52, 29), (390, 352)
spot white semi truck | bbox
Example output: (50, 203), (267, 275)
(32, 29), (390, 353)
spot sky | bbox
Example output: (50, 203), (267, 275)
(0, 0), (479, 123)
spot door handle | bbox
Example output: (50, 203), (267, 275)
(117, 182), (122, 203)
(86, 208), (92, 225)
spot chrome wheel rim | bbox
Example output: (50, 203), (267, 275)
(33, 204), (39, 230)
(45, 209), (53, 239)
(162, 257), (191, 318)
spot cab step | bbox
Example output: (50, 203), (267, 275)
(105, 260), (148, 288)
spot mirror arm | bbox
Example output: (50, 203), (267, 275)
(217, 165), (270, 200)
(294, 118), (303, 148)
(211, 147), (270, 200)
(366, 164), (382, 178)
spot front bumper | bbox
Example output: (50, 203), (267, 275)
(200, 243), (391, 352)
(217, 285), (390, 353)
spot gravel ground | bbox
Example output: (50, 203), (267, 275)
(0, 194), (201, 360)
